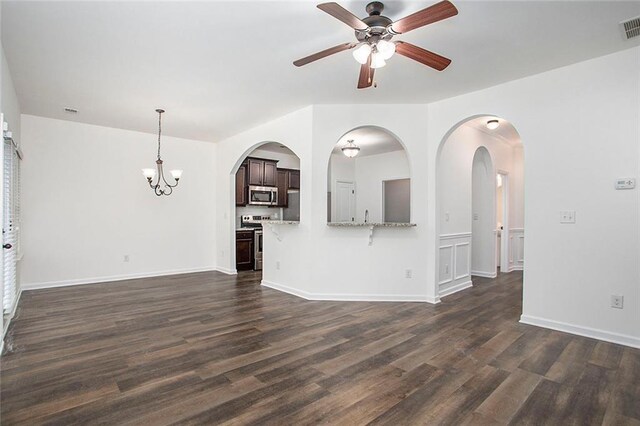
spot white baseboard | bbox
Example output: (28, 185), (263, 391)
(2, 287), (23, 355)
(471, 270), (497, 278)
(215, 266), (238, 275)
(506, 265), (524, 272)
(22, 266), (219, 291)
(439, 280), (473, 298)
(520, 314), (640, 349)
(261, 280), (438, 303)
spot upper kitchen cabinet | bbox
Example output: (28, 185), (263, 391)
(247, 158), (278, 187)
(236, 165), (247, 206)
(263, 161), (277, 186)
(288, 169), (300, 190)
(276, 169), (289, 207)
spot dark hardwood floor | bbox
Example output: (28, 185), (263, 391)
(1, 271), (639, 425)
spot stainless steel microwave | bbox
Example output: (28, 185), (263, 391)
(248, 185), (278, 206)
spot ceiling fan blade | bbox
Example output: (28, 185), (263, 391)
(395, 41), (451, 71)
(357, 57), (375, 89)
(293, 42), (355, 67)
(389, 0), (458, 35)
(317, 2), (369, 31)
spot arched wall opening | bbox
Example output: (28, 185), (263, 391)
(471, 146), (496, 276)
(436, 115), (524, 299)
(228, 141), (301, 273)
(326, 125), (412, 224)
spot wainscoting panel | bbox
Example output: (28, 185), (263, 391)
(439, 233), (472, 297)
(509, 228), (524, 271)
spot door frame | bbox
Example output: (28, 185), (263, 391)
(497, 170), (510, 273)
(333, 180), (355, 222)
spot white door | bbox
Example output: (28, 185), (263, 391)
(335, 181), (355, 222)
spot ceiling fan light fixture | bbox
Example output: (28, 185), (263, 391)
(341, 139), (361, 158)
(370, 51), (386, 69)
(486, 119), (500, 130)
(376, 39), (396, 60)
(352, 43), (372, 64)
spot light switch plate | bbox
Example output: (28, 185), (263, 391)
(615, 178), (636, 190)
(560, 211), (576, 224)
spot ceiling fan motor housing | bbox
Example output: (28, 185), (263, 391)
(356, 2), (393, 42)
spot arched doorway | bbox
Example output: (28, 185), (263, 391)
(229, 142), (301, 275)
(326, 125), (412, 224)
(471, 147), (496, 277)
(436, 115), (524, 299)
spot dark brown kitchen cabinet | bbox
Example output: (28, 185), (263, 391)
(246, 158), (278, 187)
(276, 169), (289, 207)
(288, 169), (300, 190)
(235, 165), (247, 206)
(236, 230), (254, 271)
(263, 161), (277, 187)
(247, 159), (264, 186)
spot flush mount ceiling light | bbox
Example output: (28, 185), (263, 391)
(142, 109), (183, 196)
(342, 139), (361, 158)
(486, 119), (500, 130)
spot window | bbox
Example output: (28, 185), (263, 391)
(3, 134), (21, 314)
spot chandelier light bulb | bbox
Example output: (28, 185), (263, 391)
(376, 40), (396, 60)
(170, 169), (183, 180)
(352, 43), (372, 65)
(370, 51), (386, 69)
(142, 168), (156, 179)
(486, 119), (500, 130)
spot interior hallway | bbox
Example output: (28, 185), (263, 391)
(1, 271), (638, 425)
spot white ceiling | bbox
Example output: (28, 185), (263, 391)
(464, 116), (522, 147)
(2, 1), (639, 142)
(254, 142), (298, 156)
(331, 125), (404, 157)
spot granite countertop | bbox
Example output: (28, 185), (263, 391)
(327, 222), (416, 227)
(261, 220), (300, 225)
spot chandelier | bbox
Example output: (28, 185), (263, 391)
(142, 109), (183, 196)
(342, 139), (361, 158)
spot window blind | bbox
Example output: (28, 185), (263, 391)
(3, 139), (20, 314)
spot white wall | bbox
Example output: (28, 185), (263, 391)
(354, 150), (410, 223)
(20, 115), (217, 288)
(328, 149), (410, 223)
(439, 125), (523, 236)
(1, 32), (23, 339)
(437, 124), (524, 293)
(216, 47), (640, 347)
(1, 48), (20, 144)
(427, 47), (640, 347)
(249, 148), (300, 169)
(215, 107), (313, 275)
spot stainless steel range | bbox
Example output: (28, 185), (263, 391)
(240, 215), (269, 271)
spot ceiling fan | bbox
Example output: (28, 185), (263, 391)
(293, 1), (458, 89)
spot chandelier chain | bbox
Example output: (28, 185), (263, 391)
(157, 111), (162, 160)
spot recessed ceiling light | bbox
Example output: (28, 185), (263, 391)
(486, 119), (499, 130)
(64, 107), (78, 114)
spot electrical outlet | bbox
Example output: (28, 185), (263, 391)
(473, 213), (479, 220)
(276, 261), (280, 270)
(123, 255), (130, 263)
(445, 212), (450, 222)
(405, 269), (412, 279)
(560, 211), (576, 224)
(611, 295), (624, 309)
